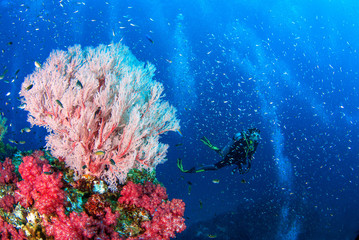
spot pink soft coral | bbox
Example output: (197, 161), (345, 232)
(43, 207), (121, 240)
(119, 181), (186, 239)
(140, 199), (186, 240)
(0, 158), (18, 213)
(0, 158), (18, 185)
(0, 216), (27, 240)
(0, 195), (15, 213)
(15, 153), (66, 215)
(118, 181), (167, 215)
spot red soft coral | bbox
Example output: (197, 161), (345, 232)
(84, 194), (110, 217)
(104, 207), (120, 226)
(15, 154), (66, 215)
(0, 216), (27, 240)
(0, 195), (15, 213)
(0, 158), (18, 185)
(118, 181), (168, 214)
(140, 199), (186, 240)
(43, 207), (121, 240)
(119, 181), (186, 240)
(32, 171), (66, 215)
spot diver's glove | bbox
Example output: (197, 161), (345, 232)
(200, 136), (220, 152)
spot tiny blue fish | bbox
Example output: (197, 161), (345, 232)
(145, 34), (154, 44)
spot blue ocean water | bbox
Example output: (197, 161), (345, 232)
(0, 0), (358, 239)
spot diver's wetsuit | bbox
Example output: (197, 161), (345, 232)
(186, 134), (259, 174)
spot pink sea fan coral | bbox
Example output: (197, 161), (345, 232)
(20, 43), (180, 190)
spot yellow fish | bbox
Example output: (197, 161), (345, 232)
(212, 179), (220, 184)
(25, 84), (33, 91)
(95, 150), (105, 156)
(176, 128), (183, 137)
(20, 127), (31, 133)
(34, 61), (41, 68)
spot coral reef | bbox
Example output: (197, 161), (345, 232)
(0, 151), (186, 239)
(1, 42), (186, 238)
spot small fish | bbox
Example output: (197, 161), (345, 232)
(145, 34), (154, 44)
(18, 103), (26, 109)
(94, 107), (101, 118)
(241, 179), (246, 183)
(165, 59), (172, 63)
(82, 165), (87, 169)
(175, 143), (183, 147)
(176, 128), (183, 137)
(7, 42), (13, 46)
(20, 127), (31, 133)
(208, 234), (217, 238)
(0, 69), (8, 80)
(25, 84), (33, 91)
(9, 139), (16, 144)
(187, 181), (192, 195)
(212, 179), (220, 184)
(19, 141), (26, 144)
(15, 69), (20, 75)
(34, 61), (41, 68)
(43, 171), (53, 175)
(199, 200), (203, 209)
(76, 80), (83, 89)
(110, 159), (116, 165)
(55, 99), (63, 108)
(95, 150), (105, 156)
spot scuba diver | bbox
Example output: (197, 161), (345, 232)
(177, 128), (260, 174)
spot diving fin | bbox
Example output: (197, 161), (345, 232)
(177, 158), (188, 173)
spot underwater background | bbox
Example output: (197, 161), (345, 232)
(0, 0), (358, 239)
